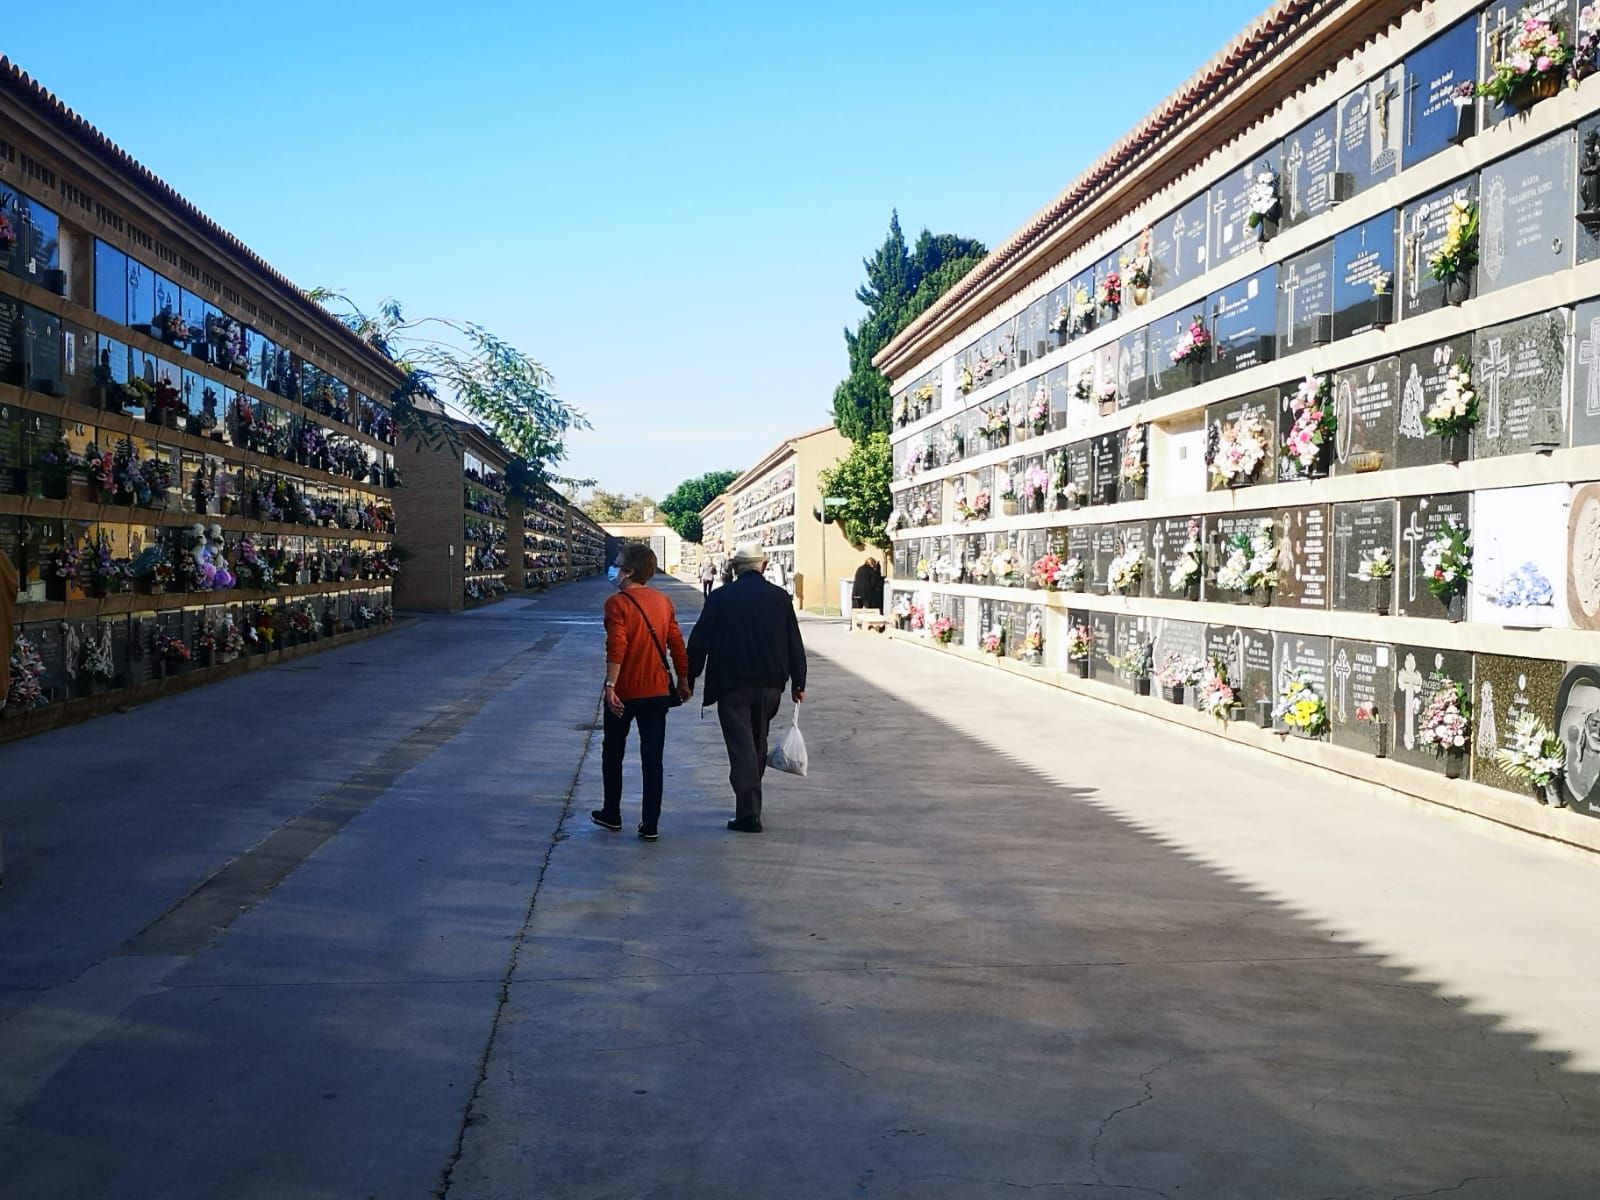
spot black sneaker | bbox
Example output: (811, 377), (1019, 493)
(637, 824), (659, 841)
(590, 810), (622, 831)
(726, 817), (764, 833)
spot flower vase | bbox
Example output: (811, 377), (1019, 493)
(1440, 431), (1470, 464)
(1256, 699), (1275, 729)
(1450, 102), (1476, 146)
(202, 647), (216, 670)
(164, 410), (183, 430)
(1372, 293), (1393, 330)
(1443, 748), (1465, 779)
(1444, 275), (1471, 306)
(1162, 684), (1185, 705)
(1373, 590), (1390, 616)
(1001, 498), (1019, 517)
(1539, 779), (1566, 808)
(1188, 361), (1204, 387)
(1071, 578), (1086, 593)
(1253, 586), (1273, 608)
(1098, 398), (1117, 417)
(1184, 579), (1200, 602)
(1373, 722), (1388, 759)
(1447, 592), (1466, 623)
(1133, 676), (1151, 696)
(45, 576), (68, 603)
(1132, 285), (1149, 306)
(1509, 74), (1560, 112)
(1228, 704), (1249, 723)
(1075, 658), (1090, 679)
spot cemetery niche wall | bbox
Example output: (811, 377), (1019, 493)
(876, 0), (1600, 848)
(0, 62), (406, 738)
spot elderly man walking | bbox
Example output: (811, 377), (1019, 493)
(687, 541), (807, 833)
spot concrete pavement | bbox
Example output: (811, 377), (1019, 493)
(1, 576), (1597, 1198)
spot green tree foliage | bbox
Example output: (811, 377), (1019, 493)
(659, 468), (742, 545)
(817, 432), (893, 550)
(577, 489), (658, 522)
(831, 215), (986, 443)
(310, 289), (589, 490)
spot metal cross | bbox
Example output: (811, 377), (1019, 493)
(1281, 263), (1301, 348)
(1480, 336), (1512, 440)
(1402, 509), (1427, 604)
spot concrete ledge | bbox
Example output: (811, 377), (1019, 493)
(887, 628), (1600, 858)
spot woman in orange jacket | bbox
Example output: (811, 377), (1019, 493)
(592, 541), (690, 840)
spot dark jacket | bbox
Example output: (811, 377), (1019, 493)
(687, 570), (806, 706)
(852, 562), (884, 609)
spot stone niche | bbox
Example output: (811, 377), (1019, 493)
(1395, 336), (1474, 470)
(1329, 639), (1395, 753)
(1274, 504), (1331, 611)
(1330, 499), (1397, 614)
(1332, 356), (1401, 476)
(1390, 644), (1473, 774)
(1472, 311), (1567, 459)
(1470, 653), (1564, 794)
(1396, 492), (1471, 620)
(1477, 130), (1575, 294)
(1472, 483), (1569, 629)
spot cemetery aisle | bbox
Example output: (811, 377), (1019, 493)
(451, 598), (1600, 1200)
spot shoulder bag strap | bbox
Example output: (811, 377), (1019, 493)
(619, 589), (676, 690)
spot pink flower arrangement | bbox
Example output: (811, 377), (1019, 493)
(1417, 675), (1471, 753)
(1283, 373), (1335, 472)
(931, 616), (955, 644)
(1171, 316), (1210, 365)
(981, 629), (1004, 656)
(1024, 464), (1050, 501)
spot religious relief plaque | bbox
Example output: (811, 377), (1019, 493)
(1399, 178), (1477, 320)
(1391, 644), (1473, 772)
(1117, 327), (1149, 409)
(1151, 194), (1209, 291)
(1329, 639), (1395, 752)
(1572, 299), (1600, 448)
(1403, 16), (1481, 169)
(1470, 653), (1564, 792)
(1335, 64), (1403, 194)
(1276, 242), (1334, 354)
(1395, 338), (1473, 470)
(1478, 132), (1576, 293)
(1280, 108), (1338, 228)
(1330, 500), (1398, 613)
(1205, 392), (1277, 492)
(1332, 212), (1398, 339)
(1210, 267), (1277, 376)
(1471, 311), (1567, 458)
(1566, 483), (1600, 630)
(1576, 117), (1600, 265)
(1274, 504), (1330, 611)
(1472, 483), (1569, 628)
(1271, 633), (1332, 737)
(1397, 492), (1470, 619)
(1332, 357), (1400, 476)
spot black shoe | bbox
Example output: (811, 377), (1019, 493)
(637, 824), (659, 841)
(590, 810), (622, 831)
(726, 817), (764, 833)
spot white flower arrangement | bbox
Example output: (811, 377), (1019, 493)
(1215, 518), (1278, 592)
(1495, 710), (1565, 786)
(1356, 547), (1393, 582)
(1244, 168), (1279, 230)
(1209, 413), (1270, 487)
(1168, 520), (1204, 592)
(1107, 545), (1144, 593)
(991, 546), (1020, 585)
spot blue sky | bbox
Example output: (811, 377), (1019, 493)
(13, 0), (1268, 498)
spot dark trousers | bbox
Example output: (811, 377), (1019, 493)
(716, 685), (783, 821)
(702, 580), (714, 598)
(600, 695), (671, 828)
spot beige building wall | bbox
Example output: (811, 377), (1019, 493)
(602, 521), (684, 574)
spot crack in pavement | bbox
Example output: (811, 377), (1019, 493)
(814, 1049), (867, 1078)
(1390, 1177), (1515, 1199)
(1088, 1055), (1181, 1195)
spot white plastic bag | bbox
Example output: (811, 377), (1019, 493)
(768, 706), (808, 777)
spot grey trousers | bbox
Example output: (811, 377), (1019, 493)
(716, 685), (784, 821)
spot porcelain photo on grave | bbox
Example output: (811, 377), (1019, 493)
(1472, 483), (1570, 628)
(1555, 663), (1600, 817)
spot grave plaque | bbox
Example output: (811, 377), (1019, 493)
(1090, 433), (1120, 505)
(1204, 624), (1243, 681)
(1205, 391), (1276, 491)
(26, 306), (63, 394)
(1470, 653), (1564, 792)
(1391, 644), (1473, 772)
(1396, 338), (1473, 470)
(1152, 617), (1206, 681)
(1089, 611), (1117, 676)
(1240, 627), (1276, 707)
(1403, 16), (1481, 170)
(1555, 663), (1600, 816)
(1572, 298), (1600, 446)
(1065, 525), (1092, 572)
(1397, 492), (1471, 619)
(1336, 65), (1404, 195)
(1118, 521), (1151, 599)
(1472, 483), (1569, 628)
(1208, 162), (1262, 268)
(1110, 615), (1144, 690)
(1478, 132), (1576, 293)
(1090, 524), (1121, 594)
(1207, 511), (1271, 606)
(1271, 633), (1332, 736)
(1329, 639), (1395, 752)
(1332, 357), (1400, 476)
(1565, 483), (1600, 630)
(1151, 193), (1209, 290)
(1330, 500), (1398, 612)
(1146, 313), (1194, 397)
(1274, 504), (1330, 611)
(1332, 212), (1398, 339)
(1149, 515), (1203, 600)
(0, 404), (24, 494)
(1577, 117), (1600, 266)
(1210, 267), (1277, 376)
(1280, 108), (1338, 228)
(1277, 241), (1334, 354)
(1117, 327), (1148, 408)
(106, 616), (131, 687)
(1472, 311), (1566, 458)
(1399, 178), (1477, 320)
(0, 294), (23, 387)
(27, 620), (65, 704)
(1481, 0), (1580, 126)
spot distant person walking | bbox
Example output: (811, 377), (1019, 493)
(688, 542), (807, 833)
(592, 543), (690, 841)
(852, 556), (884, 612)
(699, 557), (717, 598)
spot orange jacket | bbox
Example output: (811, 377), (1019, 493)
(604, 586), (688, 701)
